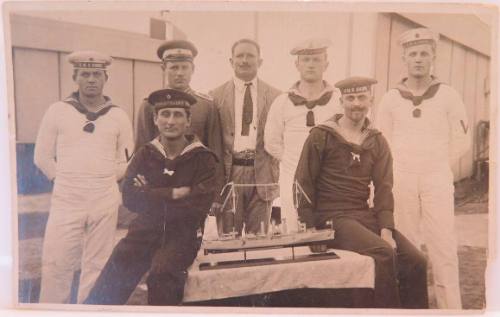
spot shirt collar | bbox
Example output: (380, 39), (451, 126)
(233, 76), (257, 92)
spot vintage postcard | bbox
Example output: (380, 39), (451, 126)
(0, 0), (497, 315)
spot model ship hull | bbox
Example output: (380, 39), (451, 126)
(202, 229), (335, 253)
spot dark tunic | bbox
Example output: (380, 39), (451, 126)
(294, 115), (394, 230)
(294, 115), (428, 308)
(135, 88), (225, 194)
(84, 136), (218, 306)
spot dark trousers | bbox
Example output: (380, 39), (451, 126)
(222, 165), (271, 235)
(83, 216), (199, 306)
(321, 212), (429, 308)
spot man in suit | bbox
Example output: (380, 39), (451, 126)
(211, 38), (281, 235)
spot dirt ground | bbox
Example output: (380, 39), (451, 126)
(16, 177), (489, 309)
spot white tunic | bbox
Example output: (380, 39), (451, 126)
(264, 83), (342, 231)
(376, 81), (470, 173)
(34, 95), (134, 303)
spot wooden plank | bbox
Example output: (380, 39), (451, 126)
(434, 38), (453, 84)
(449, 43), (466, 180)
(105, 58), (134, 122)
(460, 50), (478, 179)
(373, 13), (392, 120)
(10, 14), (164, 63)
(475, 56), (490, 122)
(13, 48), (60, 143)
(133, 60), (163, 127)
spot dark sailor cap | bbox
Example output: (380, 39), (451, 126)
(148, 88), (197, 112)
(157, 39), (198, 62)
(335, 76), (378, 95)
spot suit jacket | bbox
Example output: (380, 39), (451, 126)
(210, 79), (281, 201)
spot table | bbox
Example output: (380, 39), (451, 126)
(183, 247), (375, 303)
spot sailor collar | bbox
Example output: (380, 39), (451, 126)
(319, 114), (378, 150)
(395, 76), (441, 106)
(150, 135), (206, 159)
(288, 80), (334, 104)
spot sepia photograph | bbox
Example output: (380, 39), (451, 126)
(0, 0), (497, 314)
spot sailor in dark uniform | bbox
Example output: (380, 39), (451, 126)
(135, 40), (224, 204)
(295, 77), (428, 309)
(84, 89), (218, 306)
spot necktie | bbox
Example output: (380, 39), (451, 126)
(241, 82), (253, 136)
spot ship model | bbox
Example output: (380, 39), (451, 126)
(199, 182), (337, 270)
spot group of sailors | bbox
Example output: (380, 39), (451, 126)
(33, 27), (470, 309)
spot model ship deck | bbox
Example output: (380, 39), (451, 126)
(202, 229), (335, 252)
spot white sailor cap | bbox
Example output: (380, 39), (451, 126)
(67, 50), (112, 70)
(290, 38), (332, 55)
(398, 28), (439, 48)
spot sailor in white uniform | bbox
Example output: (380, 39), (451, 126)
(34, 51), (134, 303)
(264, 39), (342, 233)
(376, 28), (470, 309)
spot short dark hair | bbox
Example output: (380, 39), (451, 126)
(231, 38), (261, 56)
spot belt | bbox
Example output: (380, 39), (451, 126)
(232, 157), (255, 166)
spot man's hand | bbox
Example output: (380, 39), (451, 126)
(309, 244), (328, 253)
(209, 202), (223, 216)
(381, 228), (397, 249)
(172, 186), (191, 200)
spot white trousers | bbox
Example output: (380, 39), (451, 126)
(393, 168), (462, 309)
(39, 183), (119, 304)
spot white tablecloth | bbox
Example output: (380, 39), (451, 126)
(183, 247), (374, 302)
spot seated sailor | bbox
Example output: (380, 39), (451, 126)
(84, 88), (218, 306)
(294, 76), (429, 309)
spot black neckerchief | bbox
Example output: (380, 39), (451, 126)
(395, 78), (441, 106)
(65, 92), (116, 121)
(288, 90), (333, 109)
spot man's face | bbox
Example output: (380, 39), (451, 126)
(164, 61), (194, 90)
(340, 91), (373, 123)
(154, 107), (191, 140)
(74, 69), (107, 98)
(295, 53), (329, 83)
(230, 42), (262, 82)
(402, 43), (435, 78)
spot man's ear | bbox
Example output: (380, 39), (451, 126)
(257, 57), (263, 68)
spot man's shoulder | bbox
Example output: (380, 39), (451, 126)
(108, 106), (132, 121)
(210, 80), (233, 96)
(258, 79), (281, 97)
(436, 83), (462, 99)
(191, 90), (214, 103)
